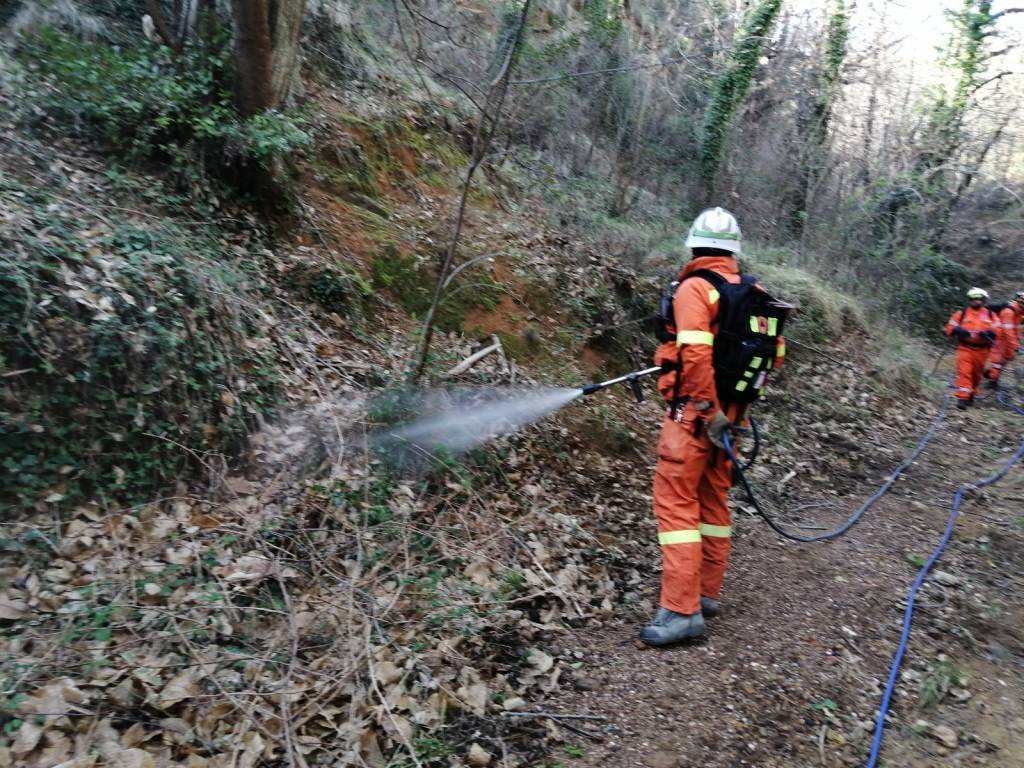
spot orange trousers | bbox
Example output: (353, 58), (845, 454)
(986, 346), (1015, 383)
(652, 402), (740, 615)
(955, 345), (989, 400)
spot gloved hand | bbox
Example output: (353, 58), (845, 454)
(980, 330), (997, 342)
(952, 327), (971, 340)
(708, 410), (732, 450)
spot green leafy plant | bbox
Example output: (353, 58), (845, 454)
(905, 552), (927, 568)
(13, 27), (309, 183)
(700, 0), (783, 188)
(0, 188), (281, 508)
(919, 660), (963, 708)
(811, 698), (840, 723)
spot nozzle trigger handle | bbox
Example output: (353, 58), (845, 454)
(627, 375), (644, 403)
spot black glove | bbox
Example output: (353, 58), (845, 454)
(952, 327), (970, 340)
(980, 330), (997, 342)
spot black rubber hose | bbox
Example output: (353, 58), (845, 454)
(723, 391), (952, 543)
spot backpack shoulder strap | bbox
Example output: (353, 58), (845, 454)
(681, 268), (728, 290)
(958, 307), (967, 324)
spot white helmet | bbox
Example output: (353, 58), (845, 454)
(966, 287), (989, 300)
(685, 207), (742, 254)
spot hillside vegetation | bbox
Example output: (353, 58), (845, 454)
(1, 2), (1023, 768)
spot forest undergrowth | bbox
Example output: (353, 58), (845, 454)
(3, 2), (1023, 767)
(0, 79), (949, 768)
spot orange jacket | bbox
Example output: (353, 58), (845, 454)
(945, 306), (998, 348)
(996, 303), (1021, 354)
(654, 255), (742, 414)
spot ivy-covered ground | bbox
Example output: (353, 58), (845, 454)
(3, 41), (1023, 768)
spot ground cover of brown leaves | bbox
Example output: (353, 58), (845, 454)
(8, 82), (1021, 768)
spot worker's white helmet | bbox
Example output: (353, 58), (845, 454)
(1014, 289), (1024, 303)
(685, 207), (742, 255)
(966, 287), (989, 300)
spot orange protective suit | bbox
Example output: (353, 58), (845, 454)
(945, 306), (998, 402)
(986, 303), (1022, 383)
(649, 255), (765, 615)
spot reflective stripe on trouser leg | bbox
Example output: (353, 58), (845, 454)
(652, 415), (711, 615)
(969, 347), (988, 394)
(955, 347), (987, 399)
(989, 348), (1005, 382)
(698, 445), (734, 601)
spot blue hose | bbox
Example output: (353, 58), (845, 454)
(722, 369), (1022, 764)
(996, 377), (1024, 416)
(864, 434), (1024, 767)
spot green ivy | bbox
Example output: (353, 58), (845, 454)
(13, 26), (309, 180)
(0, 182), (281, 508)
(699, 0), (783, 188)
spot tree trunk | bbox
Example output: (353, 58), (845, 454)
(790, 0), (849, 237)
(231, 0), (305, 117)
(232, 0), (275, 116)
(698, 0), (782, 196)
(269, 0), (305, 106)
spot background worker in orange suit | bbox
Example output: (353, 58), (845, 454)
(945, 287), (998, 410)
(985, 290), (1023, 388)
(640, 207), (776, 646)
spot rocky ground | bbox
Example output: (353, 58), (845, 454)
(542, 363), (1024, 768)
(3, 87), (1023, 768)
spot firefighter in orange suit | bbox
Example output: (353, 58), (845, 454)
(945, 288), (998, 410)
(640, 208), (784, 646)
(985, 291), (1023, 387)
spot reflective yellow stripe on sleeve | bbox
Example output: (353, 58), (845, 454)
(707, 289), (720, 305)
(776, 341), (786, 358)
(698, 523), (732, 538)
(658, 529), (701, 545)
(676, 330), (714, 346)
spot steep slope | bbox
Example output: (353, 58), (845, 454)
(3, 71), (1024, 768)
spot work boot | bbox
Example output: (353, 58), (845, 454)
(956, 399), (968, 410)
(639, 608), (705, 646)
(987, 378), (999, 390)
(700, 596), (721, 618)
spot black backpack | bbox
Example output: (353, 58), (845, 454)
(657, 269), (788, 405)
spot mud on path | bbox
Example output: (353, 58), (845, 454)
(541, 382), (1024, 768)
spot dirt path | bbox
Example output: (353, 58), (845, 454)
(542, 385), (1024, 768)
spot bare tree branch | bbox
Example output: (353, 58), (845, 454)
(511, 55), (710, 86)
(412, 1), (533, 383)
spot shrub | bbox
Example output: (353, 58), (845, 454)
(304, 264), (373, 318)
(745, 248), (866, 342)
(371, 249), (502, 331)
(883, 247), (972, 333)
(0, 186), (281, 508)
(13, 26), (309, 183)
